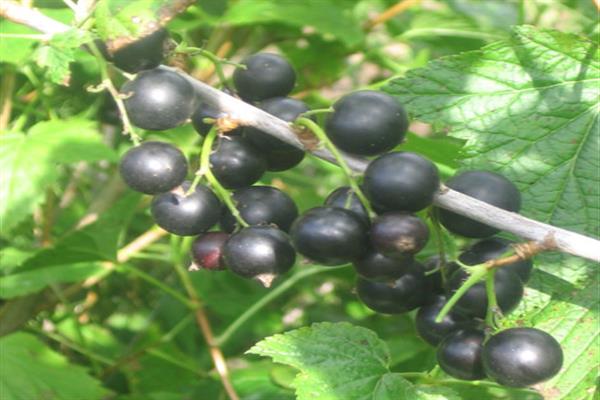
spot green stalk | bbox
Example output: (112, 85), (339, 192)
(435, 265), (487, 323)
(485, 269), (499, 327)
(295, 117), (374, 216)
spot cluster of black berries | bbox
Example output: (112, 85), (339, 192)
(112, 36), (562, 389)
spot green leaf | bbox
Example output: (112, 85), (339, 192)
(95, 0), (193, 52)
(0, 119), (117, 235)
(35, 29), (91, 85)
(0, 21), (39, 65)
(222, 0), (364, 48)
(0, 332), (111, 400)
(248, 322), (427, 400)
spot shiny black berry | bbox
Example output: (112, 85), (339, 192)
(437, 329), (486, 380)
(356, 264), (427, 314)
(446, 268), (524, 319)
(119, 141), (187, 194)
(325, 91), (408, 156)
(290, 207), (368, 266)
(121, 68), (196, 131)
(364, 152), (440, 212)
(324, 186), (370, 226)
(371, 213), (429, 258)
(416, 295), (474, 346)
(438, 171), (521, 238)
(209, 136), (266, 189)
(220, 186), (298, 233)
(262, 147), (305, 172)
(233, 53), (296, 102)
(191, 232), (229, 271)
(150, 183), (221, 236)
(112, 28), (168, 73)
(223, 226), (296, 287)
(353, 251), (415, 281)
(460, 237), (533, 283)
(483, 328), (563, 387)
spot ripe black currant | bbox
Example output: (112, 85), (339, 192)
(353, 250), (415, 281)
(370, 212), (429, 258)
(325, 91), (408, 156)
(191, 232), (230, 271)
(415, 295), (474, 346)
(356, 264), (427, 314)
(437, 329), (486, 380)
(220, 186), (298, 233)
(446, 268), (524, 319)
(262, 147), (305, 172)
(233, 53), (296, 102)
(438, 171), (521, 238)
(290, 207), (369, 266)
(112, 28), (168, 73)
(121, 68), (196, 131)
(119, 141), (188, 194)
(459, 237), (533, 283)
(324, 186), (370, 226)
(364, 152), (440, 212)
(150, 183), (221, 236)
(209, 136), (266, 189)
(223, 226), (296, 287)
(483, 327), (563, 387)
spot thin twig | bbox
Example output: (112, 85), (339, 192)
(364, 0), (421, 30)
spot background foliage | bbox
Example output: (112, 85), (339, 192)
(0, 1), (597, 399)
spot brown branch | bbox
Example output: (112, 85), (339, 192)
(364, 0), (421, 30)
(485, 240), (553, 270)
(0, 1), (70, 34)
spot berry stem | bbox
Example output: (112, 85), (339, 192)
(295, 117), (374, 216)
(485, 270), (499, 327)
(428, 207), (449, 285)
(197, 126), (249, 228)
(299, 107), (334, 118)
(434, 264), (487, 323)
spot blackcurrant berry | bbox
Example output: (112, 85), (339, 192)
(325, 91), (408, 156)
(150, 183), (221, 236)
(364, 152), (440, 212)
(324, 186), (370, 226)
(353, 251), (415, 281)
(233, 53), (296, 102)
(223, 226), (296, 287)
(121, 68), (196, 131)
(112, 28), (168, 73)
(422, 257), (460, 298)
(290, 207), (369, 266)
(209, 136), (266, 189)
(482, 328), (563, 387)
(371, 212), (429, 258)
(119, 141), (188, 194)
(415, 295), (474, 346)
(191, 232), (229, 271)
(245, 97), (309, 171)
(459, 237), (533, 283)
(356, 264), (427, 314)
(220, 186), (298, 233)
(446, 268), (524, 319)
(438, 171), (521, 238)
(437, 329), (486, 380)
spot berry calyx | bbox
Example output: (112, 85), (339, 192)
(119, 141), (188, 195)
(325, 91), (408, 156)
(438, 171), (521, 238)
(220, 186), (298, 233)
(437, 329), (486, 380)
(290, 207), (369, 266)
(150, 183), (221, 236)
(233, 53), (296, 102)
(370, 212), (429, 257)
(121, 68), (196, 131)
(482, 327), (563, 387)
(191, 232), (229, 271)
(209, 136), (266, 189)
(223, 226), (296, 287)
(415, 295), (474, 346)
(364, 152), (440, 212)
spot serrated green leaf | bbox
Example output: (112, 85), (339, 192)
(95, 0), (193, 51)
(0, 119), (117, 235)
(35, 29), (91, 85)
(0, 332), (111, 400)
(222, 0), (364, 48)
(248, 322), (423, 400)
